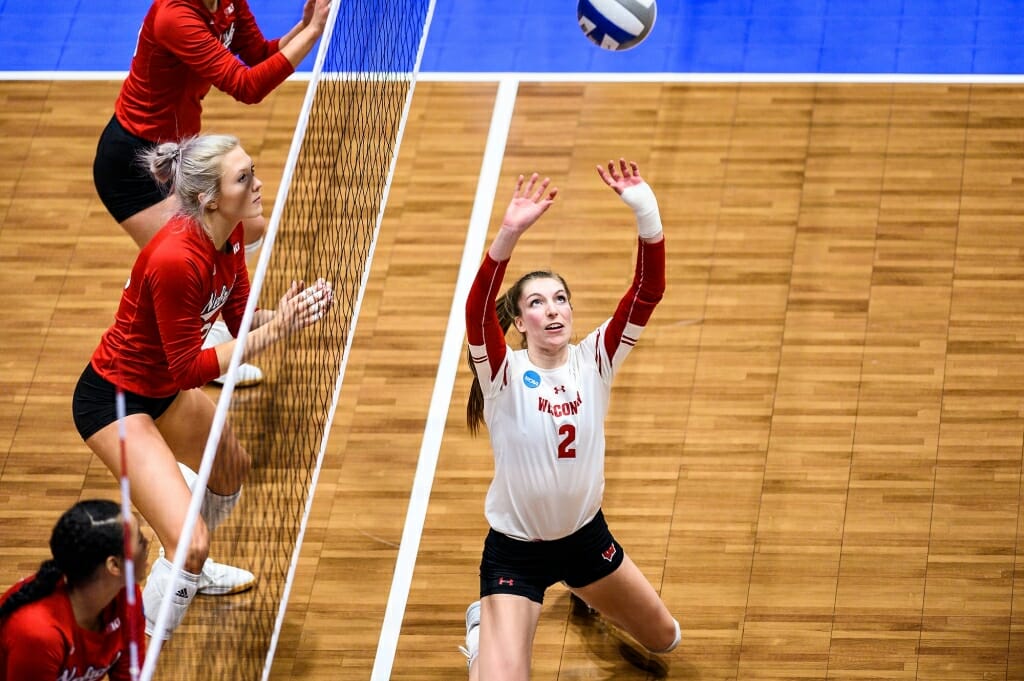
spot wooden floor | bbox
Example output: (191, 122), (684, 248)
(2, 79), (1024, 681)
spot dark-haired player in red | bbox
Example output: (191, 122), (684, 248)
(93, 0), (331, 387)
(0, 500), (148, 681)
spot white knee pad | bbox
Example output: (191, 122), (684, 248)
(650, 618), (680, 654)
(178, 462), (199, 491)
(143, 556), (200, 640)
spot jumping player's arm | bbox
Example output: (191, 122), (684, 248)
(220, 0), (281, 65)
(466, 254), (511, 381)
(466, 173), (559, 382)
(152, 3), (294, 105)
(148, 256), (223, 390)
(274, 0), (331, 60)
(595, 159), (666, 364)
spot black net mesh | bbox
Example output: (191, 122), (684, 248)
(149, 2), (431, 678)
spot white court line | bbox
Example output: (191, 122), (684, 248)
(416, 71), (1024, 84)
(368, 76), (519, 681)
(6, 70), (1024, 84)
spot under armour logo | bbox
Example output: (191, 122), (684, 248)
(601, 544), (616, 562)
(553, 385), (566, 394)
(498, 577), (515, 586)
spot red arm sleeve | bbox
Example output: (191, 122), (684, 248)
(465, 253), (509, 381)
(603, 238), (666, 360)
(148, 254), (223, 391)
(153, 4), (293, 105)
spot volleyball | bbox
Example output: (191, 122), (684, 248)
(577, 0), (657, 51)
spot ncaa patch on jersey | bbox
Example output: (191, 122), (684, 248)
(523, 370), (541, 388)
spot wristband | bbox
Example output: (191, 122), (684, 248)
(620, 183), (662, 239)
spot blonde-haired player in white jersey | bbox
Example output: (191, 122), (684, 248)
(460, 159), (679, 680)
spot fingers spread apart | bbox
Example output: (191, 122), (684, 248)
(297, 278), (334, 324)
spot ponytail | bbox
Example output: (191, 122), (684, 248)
(0, 560), (63, 622)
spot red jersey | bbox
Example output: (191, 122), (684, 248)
(115, 0), (294, 142)
(91, 216), (250, 397)
(0, 579), (145, 681)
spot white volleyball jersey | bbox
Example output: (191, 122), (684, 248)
(472, 322), (642, 540)
(466, 239), (665, 541)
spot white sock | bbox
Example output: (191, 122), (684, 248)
(177, 462), (239, 533)
(201, 488), (240, 533)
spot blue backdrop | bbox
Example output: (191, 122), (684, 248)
(1, 0), (1022, 74)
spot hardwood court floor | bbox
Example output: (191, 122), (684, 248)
(2, 80), (1024, 681)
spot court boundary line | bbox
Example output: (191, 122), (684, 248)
(368, 75), (520, 681)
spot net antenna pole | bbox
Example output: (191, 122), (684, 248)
(115, 388), (142, 681)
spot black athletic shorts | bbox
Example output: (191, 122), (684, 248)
(72, 363), (178, 441)
(93, 115), (168, 223)
(479, 509), (625, 604)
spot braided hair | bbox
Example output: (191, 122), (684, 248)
(466, 270), (571, 435)
(0, 500), (123, 622)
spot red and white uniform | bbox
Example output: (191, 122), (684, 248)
(466, 239), (666, 541)
(91, 216), (250, 397)
(116, 0), (294, 142)
(0, 579), (144, 681)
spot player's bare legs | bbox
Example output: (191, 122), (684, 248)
(470, 594), (541, 681)
(569, 553), (678, 653)
(119, 195), (178, 248)
(156, 388), (250, 495)
(84, 413), (210, 573)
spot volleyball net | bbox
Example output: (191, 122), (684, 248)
(142, 1), (434, 678)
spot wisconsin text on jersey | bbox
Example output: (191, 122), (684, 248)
(537, 392), (582, 417)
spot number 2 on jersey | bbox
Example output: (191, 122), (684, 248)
(557, 424), (577, 459)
